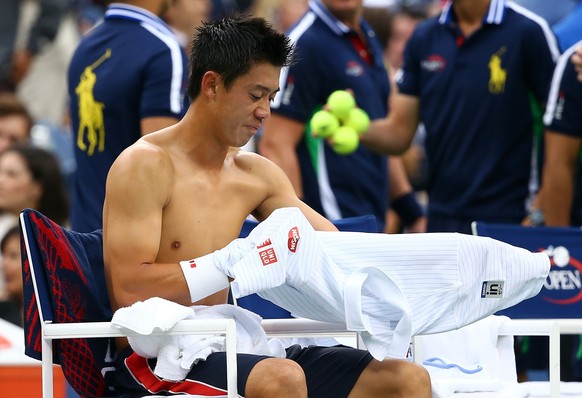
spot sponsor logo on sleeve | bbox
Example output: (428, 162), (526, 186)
(256, 239), (278, 266)
(481, 281), (504, 298)
(288, 227), (300, 253)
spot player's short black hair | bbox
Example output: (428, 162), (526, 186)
(187, 14), (295, 100)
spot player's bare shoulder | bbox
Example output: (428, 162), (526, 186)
(230, 147), (286, 181)
(108, 133), (174, 192)
(229, 147), (297, 204)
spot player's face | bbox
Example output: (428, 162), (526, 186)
(217, 63), (280, 148)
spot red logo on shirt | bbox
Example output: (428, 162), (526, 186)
(189, 260), (197, 268)
(259, 248), (278, 266)
(288, 227), (300, 253)
(257, 239), (272, 249)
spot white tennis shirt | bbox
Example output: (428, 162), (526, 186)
(223, 208), (550, 360)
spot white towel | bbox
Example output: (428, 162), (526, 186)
(420, 316), (517, 383)
(418, 316), (528, 398)
(111, 296), (195, 335)
(111, 298), (285, 381)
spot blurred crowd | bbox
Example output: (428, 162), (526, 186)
(1, 0), (581, 387)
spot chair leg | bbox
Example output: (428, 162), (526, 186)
(225, 320), (238, 398)
(41, 336), (54, 398)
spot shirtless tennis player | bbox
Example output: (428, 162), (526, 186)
(102, 14), (430, 398)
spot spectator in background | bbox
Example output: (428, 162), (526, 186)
(365, 0), (559, 234)
(164, 0), (212, 55)
(0, 93), (32, 153)
(0, 144), (70, 237)
(252, 0), (308, 33)
(260, 0), (426, 233)
(0, 226), (23, 326)
(0, 95), (32, 302)
(0, 0), (69, 92)
(0, 145), (69, 325)
(15, 0), (80, 128)
(67, 0), (189, 232)
(386, 4), (432, 71)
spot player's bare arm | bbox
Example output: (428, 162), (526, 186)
(103, 139), (192, 312)
(362, 93), (420, 155)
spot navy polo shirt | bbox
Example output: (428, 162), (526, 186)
(543, 41), (582, 226)
(272, 0), (390, 231)
(398, 0), (559, 225)
(68, 4), (188, 232)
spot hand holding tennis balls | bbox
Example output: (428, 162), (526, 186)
(310, 110), (340, 138)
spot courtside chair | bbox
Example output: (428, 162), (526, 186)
(19, 208), (238, 398)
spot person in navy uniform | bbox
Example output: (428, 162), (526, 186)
(259, 0), (426, 234)
(68, 0), (188, 232)
(365, 0), (559, 234)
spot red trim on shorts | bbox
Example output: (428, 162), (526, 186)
(124, 353), (229, 396)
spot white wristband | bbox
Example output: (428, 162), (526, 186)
(179, 253), (230, 303)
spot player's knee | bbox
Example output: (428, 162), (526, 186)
(364, 359), (431, 397)
(402, 361), (431, 396)
(247, 358), (306, 398)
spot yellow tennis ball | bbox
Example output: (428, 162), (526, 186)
(344, 108), (370, 135)
(331, 126), (359, 155)
(310, 110), (340, 138)
(327, 90), (356, 121)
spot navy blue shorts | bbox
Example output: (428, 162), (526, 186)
(114, 344), (373, 397)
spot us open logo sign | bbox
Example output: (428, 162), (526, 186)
(541, 245), (582, 305)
